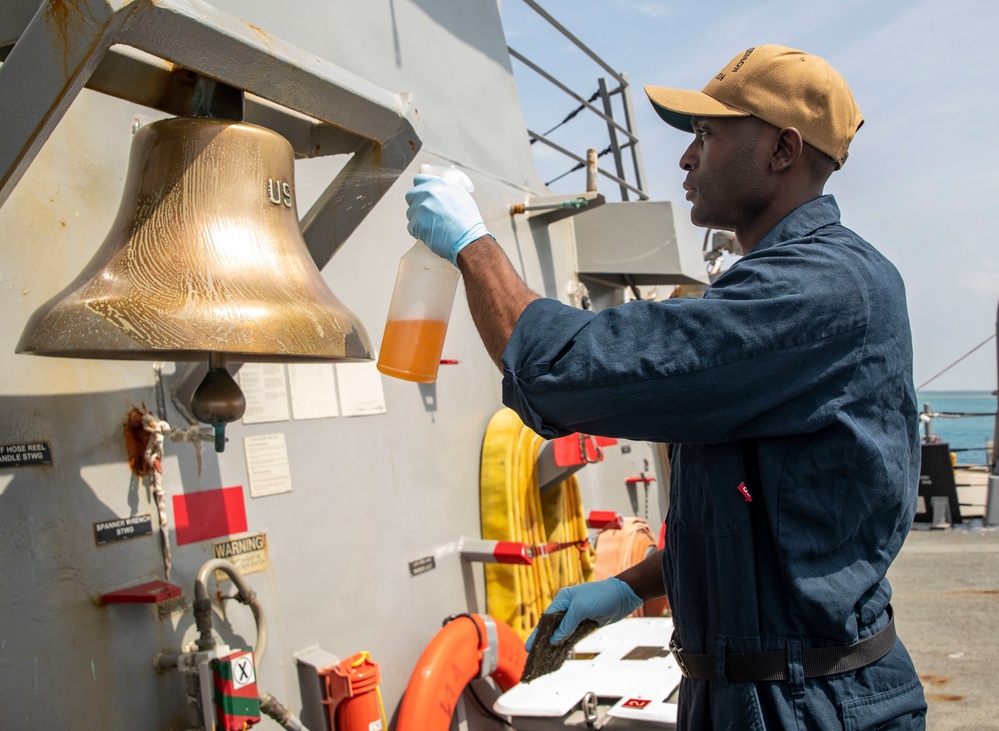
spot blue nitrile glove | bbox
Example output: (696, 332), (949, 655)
(405, 174), (492, 266)
(525, 577), (644, 651)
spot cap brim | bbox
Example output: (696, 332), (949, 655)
(644, 85), (749, 132)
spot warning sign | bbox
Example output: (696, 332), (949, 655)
(213, 533), (268, 580)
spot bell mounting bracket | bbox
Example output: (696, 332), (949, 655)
(0, 0), (423, 268)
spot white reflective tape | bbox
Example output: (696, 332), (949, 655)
(480, 615), (499, 679)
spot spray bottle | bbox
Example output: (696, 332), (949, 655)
(376, 165), (474, 383)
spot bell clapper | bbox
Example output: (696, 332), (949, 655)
(190, 352), (247, 453)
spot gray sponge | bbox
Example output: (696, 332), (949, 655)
(521, 612), (599, 683)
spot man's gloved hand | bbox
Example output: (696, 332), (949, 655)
(526, 577), (644, 651)
(405, 174), (492, 266)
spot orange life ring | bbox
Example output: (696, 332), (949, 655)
(397, 613), (526, 731)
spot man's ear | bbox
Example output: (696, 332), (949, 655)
(771, 127), (804, 171)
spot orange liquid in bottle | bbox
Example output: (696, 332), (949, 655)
(376, 319), (449, 383)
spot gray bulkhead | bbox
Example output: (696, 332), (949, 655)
(0, 0), (667, 727)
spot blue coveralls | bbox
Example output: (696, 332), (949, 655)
(501, 196), (927, 729)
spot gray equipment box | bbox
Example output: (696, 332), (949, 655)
(573, 200), (709, 287)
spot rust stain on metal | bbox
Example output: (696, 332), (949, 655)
(123, 406), (152, 476)
(44, 0), (78, 38)
(10, 1), (123, 196)
(3, 0), (130, 198)
(243, 20), (275, 48)
(44, 0), (103, 74)
(926, 693), (964, 703)
(43, 0), (80, 76)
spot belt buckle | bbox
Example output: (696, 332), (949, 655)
(669, 637), (689, 677)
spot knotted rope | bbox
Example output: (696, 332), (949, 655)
(142, 413), (172, 580)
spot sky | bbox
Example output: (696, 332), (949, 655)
(498, 0), (999, 392)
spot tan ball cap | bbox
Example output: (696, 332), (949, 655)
(644, 45), (863, 168)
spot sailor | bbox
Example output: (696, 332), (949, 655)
(405, 45), (926, 729)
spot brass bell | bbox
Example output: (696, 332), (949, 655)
(17, 116), (374, 450)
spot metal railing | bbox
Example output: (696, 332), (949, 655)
(507, 0), (648, 201)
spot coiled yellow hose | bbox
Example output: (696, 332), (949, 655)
(480, 408), (595, 641)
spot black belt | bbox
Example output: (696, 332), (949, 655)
(668, 606), (897, 683)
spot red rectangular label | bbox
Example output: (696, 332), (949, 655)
(173, 487), (248, 545)
(623, 698), (652, 709)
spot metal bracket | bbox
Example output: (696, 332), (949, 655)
(537, 433), (615, 493)
(0, 0), (423, 270)
(510, 190), (605, 224)
(479, 615), (500, 680)
(458, 537), (532, 566)
(537, 439), (586, 493)
(175, 644), (233, 731)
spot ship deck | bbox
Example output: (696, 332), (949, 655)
(891, 466), (999, 731)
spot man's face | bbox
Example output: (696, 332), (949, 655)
(678, 116), (775, 232)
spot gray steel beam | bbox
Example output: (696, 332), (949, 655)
(0, 0), (41, 47)
(0, 0), (138, 210)
(598, 77), (628, 201)
(620, 72), (648, 200)
(0, 0), (423, 267)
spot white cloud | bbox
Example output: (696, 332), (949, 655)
(610, 0), (675, 19)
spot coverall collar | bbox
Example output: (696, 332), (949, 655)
(750, 194), (842, 255)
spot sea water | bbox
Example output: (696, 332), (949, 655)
(916, 391), (997, 465)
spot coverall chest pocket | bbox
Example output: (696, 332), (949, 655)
(670, 443), (749, 536)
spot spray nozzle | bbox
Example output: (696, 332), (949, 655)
(419, 164), (474, 193)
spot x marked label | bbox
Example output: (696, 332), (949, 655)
(232, 655), (255, 689)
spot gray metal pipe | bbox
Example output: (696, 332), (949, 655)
(192, 560), (308, 728)
(260, 691), (312, 731)
(194, 558), (269, 666)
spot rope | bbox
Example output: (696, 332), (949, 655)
(167, 423), (206, 476)
(142, 413), (173, 581)
(916, 333), (996, 390)
(480, 408), (595, 641)
(140, 414), (210, 581)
